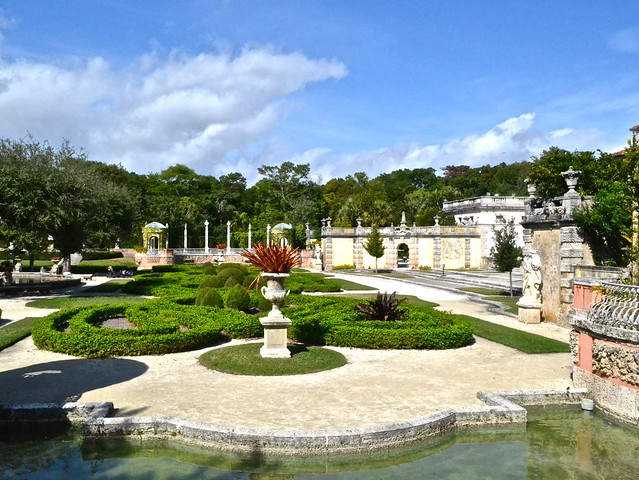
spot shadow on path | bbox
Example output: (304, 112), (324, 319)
(0, 358), (148, 404)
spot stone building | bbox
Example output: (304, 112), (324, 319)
(443, 194), (527, 266)
(320, 213), (482, 271)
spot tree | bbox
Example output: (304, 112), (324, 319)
(364, 225), (385, 273)
(491, 221), (523, 297)
(529, 145), (639, 267)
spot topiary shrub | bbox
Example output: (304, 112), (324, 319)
(200, 276), (222, 289)
(218, 262), (248, 274)
(200, 288), (224, 308)
(217, 267), (245, 284)
(223, 275), (239, 288)
(225, 284), (250, 311)
(202, 262), (217, 276)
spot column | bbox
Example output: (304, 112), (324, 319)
(248, 224), (252, 249)
(204, 220), (209, 253)
(226, 221), (231, 254)
(183, 223), (188, 249)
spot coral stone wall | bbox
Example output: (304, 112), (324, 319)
(531, 229), (562, 324)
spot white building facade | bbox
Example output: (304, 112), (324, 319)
(443, 194), (528, 266)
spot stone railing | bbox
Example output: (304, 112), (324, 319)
(173, 248), (244, 255)
(443, 195), (528, 213)
(587, 283), (639, 332)
(321, 225), (479, 237)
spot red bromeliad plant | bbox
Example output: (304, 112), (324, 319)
(240, 243), (301, 273)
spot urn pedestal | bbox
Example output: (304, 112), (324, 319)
(260, 273), (292, 358)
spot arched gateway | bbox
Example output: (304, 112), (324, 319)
(320, 214), (481, 271)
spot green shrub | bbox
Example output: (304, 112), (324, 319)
(217, 267), (245, 284)
(200, 276), (222, 289)
(31, 302), (225, 358)
(225, 284), (251, 311)
(243, 275), (257, 288)
(81, 251), (125, 261)
(332, 264), (355, 270)
(202, 262), (217, 276)
(284, 295), (473, 350)
(218, 263), (248, 274)
(200, 288), (224, 308)
(215, 309), (262, 338)
(223, 275), (239, 288)
(285, 272), (341, 293)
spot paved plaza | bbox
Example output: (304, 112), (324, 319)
(0, 272), (573, 431)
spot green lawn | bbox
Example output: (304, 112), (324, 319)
(199, 342), (347, 375)
(25, 296), (148, 309)
(330, 278), (377, 291)
(0, 317), (38, 350)
(462, 315), (570, 354)
(460, 287), (521, 315)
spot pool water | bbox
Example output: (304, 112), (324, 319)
(2, 408), (638, 479)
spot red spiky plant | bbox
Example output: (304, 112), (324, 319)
(240, 243), (301, 273)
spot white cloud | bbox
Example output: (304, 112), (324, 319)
(290, 114), (606, 181)
(608, 27), (639, 54)
(0, 46), (347, 174)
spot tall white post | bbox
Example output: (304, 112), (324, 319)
(204, 220), (209, 253)
(267, 224), (271, 245)
(184, 223), (188, 249)
(226, 221), (231, 254)
(248, 224), (252, 249)
(166, 224), (169, 249)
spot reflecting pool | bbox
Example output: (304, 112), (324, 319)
(2, 407), (638, 479)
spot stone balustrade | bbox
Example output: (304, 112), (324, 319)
(570, 280), (639, 423)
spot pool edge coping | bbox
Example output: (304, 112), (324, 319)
(0, 388), (589, 454)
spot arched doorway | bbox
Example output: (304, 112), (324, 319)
(397, 243), (409, 268)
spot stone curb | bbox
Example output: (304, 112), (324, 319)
(0, 388), (589, 454)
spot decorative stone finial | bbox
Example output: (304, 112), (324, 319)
(561, 166), (581, 194)
(524, 178), (537, 197)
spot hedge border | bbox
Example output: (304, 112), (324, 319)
(31, 302), (262, 358)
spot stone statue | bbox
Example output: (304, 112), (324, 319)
(522, 250), (542, 303)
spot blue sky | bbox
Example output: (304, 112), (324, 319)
(0, 1), (638, 184)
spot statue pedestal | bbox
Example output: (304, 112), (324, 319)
(260, 317), (292, 358)
(517, 299), (542, 324)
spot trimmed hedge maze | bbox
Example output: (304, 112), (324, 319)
(32, 301), (261, 358)
(32, 266), (474, 358)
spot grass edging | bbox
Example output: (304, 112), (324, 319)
(199, 342), (347, 376)
(461, 315), (570, 354)
(0, 317), (38, 351)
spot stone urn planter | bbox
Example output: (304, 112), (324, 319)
(259, 272), (292, 358)
(241, 242), (301, 359)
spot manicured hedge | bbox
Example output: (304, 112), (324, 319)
(32, 301), (261, 358)
(285, 295), (473, 350)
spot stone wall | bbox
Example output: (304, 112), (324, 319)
(570, 282), (639, 423)
(520, 168), (594, 326)
(319, 220), (481, 271)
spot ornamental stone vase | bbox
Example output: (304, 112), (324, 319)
(259, 272), (292, 358)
